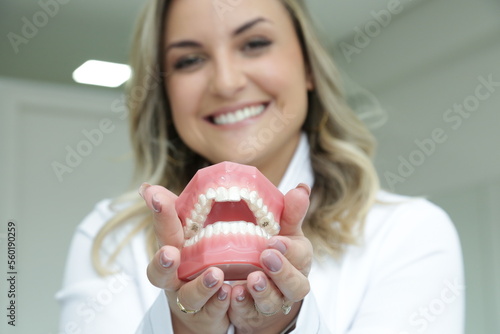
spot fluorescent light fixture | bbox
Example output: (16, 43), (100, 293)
(72, 60), (131, 88)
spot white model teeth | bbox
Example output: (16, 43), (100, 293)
(213, 104), (266, 125)
(184, 186), (280, 241)
(184, 221), (271, 247)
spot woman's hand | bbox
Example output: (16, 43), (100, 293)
(141, 184), (231, 334)
(228, 184), (313, 334)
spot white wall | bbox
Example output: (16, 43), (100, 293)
(0, 78), (133, 334)
(329, 0), (500, 332)
(0, 0), (499, 333)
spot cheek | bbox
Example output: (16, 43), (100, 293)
(167, 77), (202, 122)
(251, 50), (309, 98)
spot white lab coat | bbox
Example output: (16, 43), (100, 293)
(57, 135), (465, 333)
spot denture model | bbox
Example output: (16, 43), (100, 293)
(176, 161), (283, 281)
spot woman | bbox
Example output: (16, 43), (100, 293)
(57, 0), (465, 333)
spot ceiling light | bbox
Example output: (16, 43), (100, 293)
(72, 60), (131, 88)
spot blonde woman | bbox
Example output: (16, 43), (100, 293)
(57, 0), (465, 333)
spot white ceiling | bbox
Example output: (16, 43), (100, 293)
(0, 0), (423, 86)
(1, 0), (500, 195)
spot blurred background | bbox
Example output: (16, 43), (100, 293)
(0, 0), (499, 333)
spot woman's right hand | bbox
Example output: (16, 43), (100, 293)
(140, 184), (231, 334)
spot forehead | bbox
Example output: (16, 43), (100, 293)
(164, 0), (292, 40)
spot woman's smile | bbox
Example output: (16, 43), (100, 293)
(164, 0), (312, 183)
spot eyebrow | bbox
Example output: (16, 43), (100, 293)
(233, 17), (270, 36)
(165, 17), (271, 54)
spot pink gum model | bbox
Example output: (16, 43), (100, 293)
(176, 161), (284, 281)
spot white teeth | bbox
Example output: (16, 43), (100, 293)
(206, 188), (216, 200)
(194, 203), (202, 213)
(240, 188), (249, 200)
(228, 187), (240, 201)
(256, 198), (263, 209)
(255, 210), (265, 219)
(199, 194), (207, 206)
(249, 190), (258, 203)
(205, 224), (213, 238)
(183, 186), (281, 242)
(216, 187), (228, 201)
(213, 104), (266, 125)
(183, 221), (271, 247)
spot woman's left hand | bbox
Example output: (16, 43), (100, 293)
(228, 184), (313, 334)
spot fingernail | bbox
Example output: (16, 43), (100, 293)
(253, 276), (266, 292)
(262, 251), (282, 272)
(269, 238), (287, 255)
(152, 193), (162, 213)
(297, 183), (311, 197)
(203, 271), (219, 288)
(160, 251), (173, 268)
(217, 287), (228, 301)
(138, 182), (151, 198)
(236, 290), (245, 302)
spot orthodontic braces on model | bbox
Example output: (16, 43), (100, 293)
(176, 161), (284, 281)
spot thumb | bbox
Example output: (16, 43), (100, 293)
(140, 183), (185, 249)
(278, 183), (311, 236)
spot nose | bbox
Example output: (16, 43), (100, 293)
(209, 53), (246, 98)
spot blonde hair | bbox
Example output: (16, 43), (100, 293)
(92, 0), (379, 275)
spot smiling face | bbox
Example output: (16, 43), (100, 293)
(163, 0), (312, 185)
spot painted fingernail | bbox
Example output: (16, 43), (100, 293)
(262, 251), (282, 272)
(297, 183), (311, 197)
(236, 290), (245, 302)
(203, 271), (219, 288)
(218, 287), (228, 301)
(160, 251), (173, 268)
(152, 193), (162, 213)
(269, 238), (287, 255)
(253, 276), (266, 292)
(139, 182), (151, 199)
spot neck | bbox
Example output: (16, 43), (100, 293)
(255, 134), (301, 187)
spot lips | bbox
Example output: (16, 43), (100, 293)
(207, 102), (268, 125)
(175, 161), (284, 281)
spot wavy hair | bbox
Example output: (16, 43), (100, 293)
(92, 0), (379, 275)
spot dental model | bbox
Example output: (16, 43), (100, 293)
(176, 161), (284, 281)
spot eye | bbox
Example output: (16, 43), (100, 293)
(242, 38), (272, 55)
(173, 54), (206, 71)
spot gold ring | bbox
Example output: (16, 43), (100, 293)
(176, 296), (201, 314)
(254, 302), (279, 317)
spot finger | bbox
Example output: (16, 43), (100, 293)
(267, 236), (313, 275)
(169, 267), (225, 313)
(246, 272), (283, 316)
(140, 183), (184, 248)
(260, 249), (310, 302)
(228, 283), (259, 324)
(279, 184), (311, 237)
(147, 245), (182, 292)
(202, 283), (231, 318)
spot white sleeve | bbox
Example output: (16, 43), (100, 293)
(345, 201), (465, 334)
(135, 293), (172, 333)
(292, 291), (332, 333)
(56, 201), (170, 334)
(290, 199), (464, 334)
